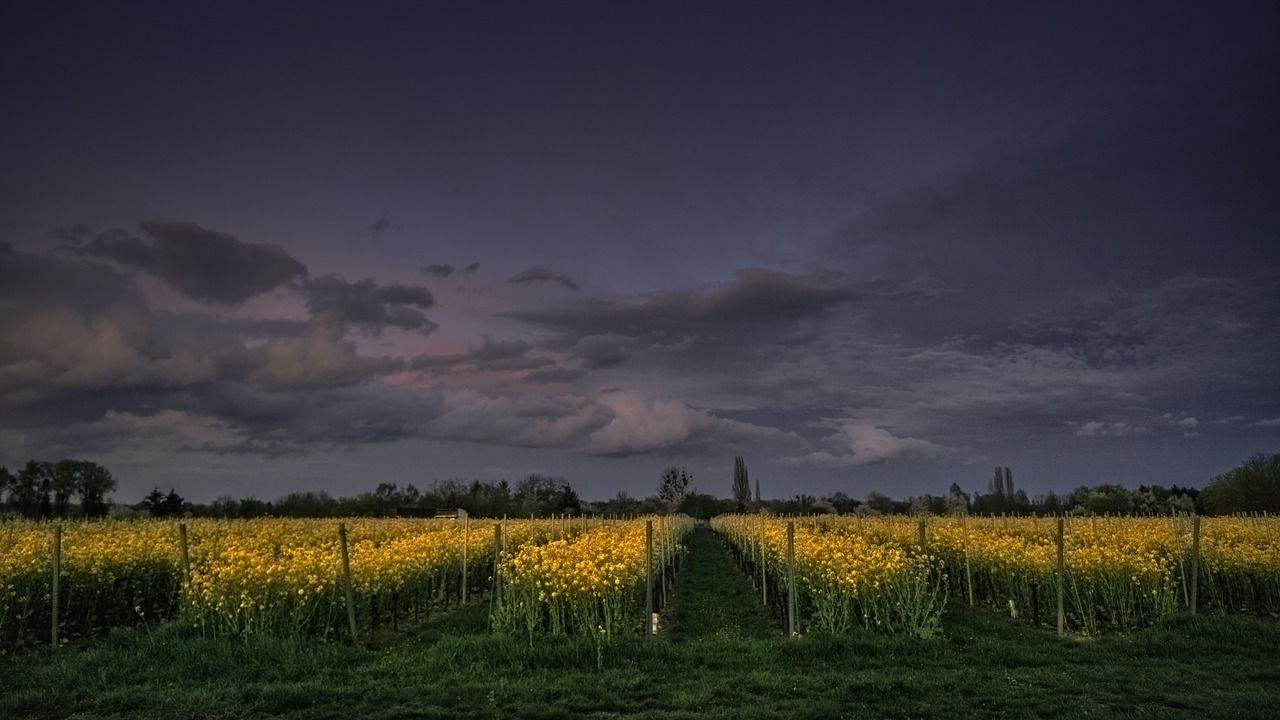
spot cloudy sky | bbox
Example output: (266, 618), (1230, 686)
(2, 1), (1277, 504)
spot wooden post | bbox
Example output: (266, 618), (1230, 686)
(51, 524), (61, 648)
(962, 513), (974, 606)
(646, 519), (654, 637)
(178, 523), (192, 590)
(462, 514), (469, 605)
(787, 520), (797, 637)
(917, 517), (927, 551)
(493, 523), (503, 610)
(761, 516), (768, 606)
(1056, 516), (1065, 636)
(338, 523), (359, 643)
(1190, 514), (1200, 614)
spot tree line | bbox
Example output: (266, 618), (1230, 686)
(3, 453), (1274, 521)
(0, 460), (118, 519)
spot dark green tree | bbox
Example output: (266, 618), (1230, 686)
(0, 466), (13, 512)
(51, 460), (83, 518)
(141, 487), (168, 516)
(731, 455), (751, 509)
(77, 461), (117, 518)
(15, 460), (51, 518)
(1199, 453), (1280, 514)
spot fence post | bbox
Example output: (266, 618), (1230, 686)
(1056, 516), (1065, 636)
(787, 520), (797, 637)
(760, 515), (768, 606)
(493, 523), (503, 610)
(461, 514), (469, 605)
(51, 524), (61, 648)
(337, 523), (359, 643)
(1190, 515), (1200, 615)
(646, 519), (654, 637)
(962, 513), (974, 606)
(178, 523), (192, 590)
(917, 517), (927, 551)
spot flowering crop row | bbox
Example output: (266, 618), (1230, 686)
(1, 517), (492, 648)
(714, 513), (1278, 637)
(712, 515), (947, 637)
(492, 515), (693, 639)
(1, 515), (693, 650)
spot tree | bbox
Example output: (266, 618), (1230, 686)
(76, 461), (117, 518)
(657, 466), (692, 509)
(1003, 467), (1014, 502)
(14, 460), (50, 519)
(1199, 453), (1280, 515)
(754, 479), (761, 504)
(514, 474), (579, 516)
(0, 466), (12, 512)
(51, 460), (82, 518)
(731, 456), (751, 509)
(141, 487), (168, 517)
(863, 491), (895, 514)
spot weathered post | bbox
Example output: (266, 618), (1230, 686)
(338, 523), (359, 643)
(646, 519), (654, 637)
(1190, 514), (1201, 614)
(787, 520), (797, 637)
(1056, 516), (1065, 635)
(51, 524), (62, 648)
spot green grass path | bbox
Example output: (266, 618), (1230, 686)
(660, 524), (777, 640)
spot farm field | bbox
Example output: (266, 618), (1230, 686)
(3, 524), (1280, 719)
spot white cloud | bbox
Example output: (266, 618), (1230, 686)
(586, 389), (785, 455)
(1253, 418), (1280, 428)
(784, 423), (949, 467)
(1074, 421), (1147, 437)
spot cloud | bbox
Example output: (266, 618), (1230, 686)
(522, 367), (587, 385)
(585, 389), (786, 456)
(247, 316), (405, 390)
(410, 336), (552, 376)
(71, 222), (308, 304)
(424, 262), (479, 278)
(1253, 418), (1280, 428)
(508, 266), (579, 289)
(1074, 421), (1147, 438)
(305, 275), (437, 334)
(785, 424), (949, 467)
(370, 217), (391, 232)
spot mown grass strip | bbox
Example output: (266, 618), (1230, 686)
(661, 525), (777, 641)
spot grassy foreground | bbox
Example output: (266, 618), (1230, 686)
(2, 528), (1278, 719)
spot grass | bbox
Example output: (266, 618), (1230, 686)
(3, 526), (1278, 719)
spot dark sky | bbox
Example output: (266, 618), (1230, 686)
(2, 1), (1278, 503)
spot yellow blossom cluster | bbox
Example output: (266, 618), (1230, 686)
(1, 522), (54, 649)
(1199, 515), (1280, 616)
(712, 515), (945, 636)
(494, 515), (692, 638)
(183, 518), (488, 636)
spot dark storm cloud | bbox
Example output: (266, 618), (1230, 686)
(507, 266), (579, 290)
(523, 367), (587, 385)
(70, 222), (308, 304)
(832, 52), (1280, 349)
(424, 262), (480, 278)
(0, 246), (410, 451)
(304, 275), (438, 335)
(409, 336), (552, 376)
(508, 268), (875, 341)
